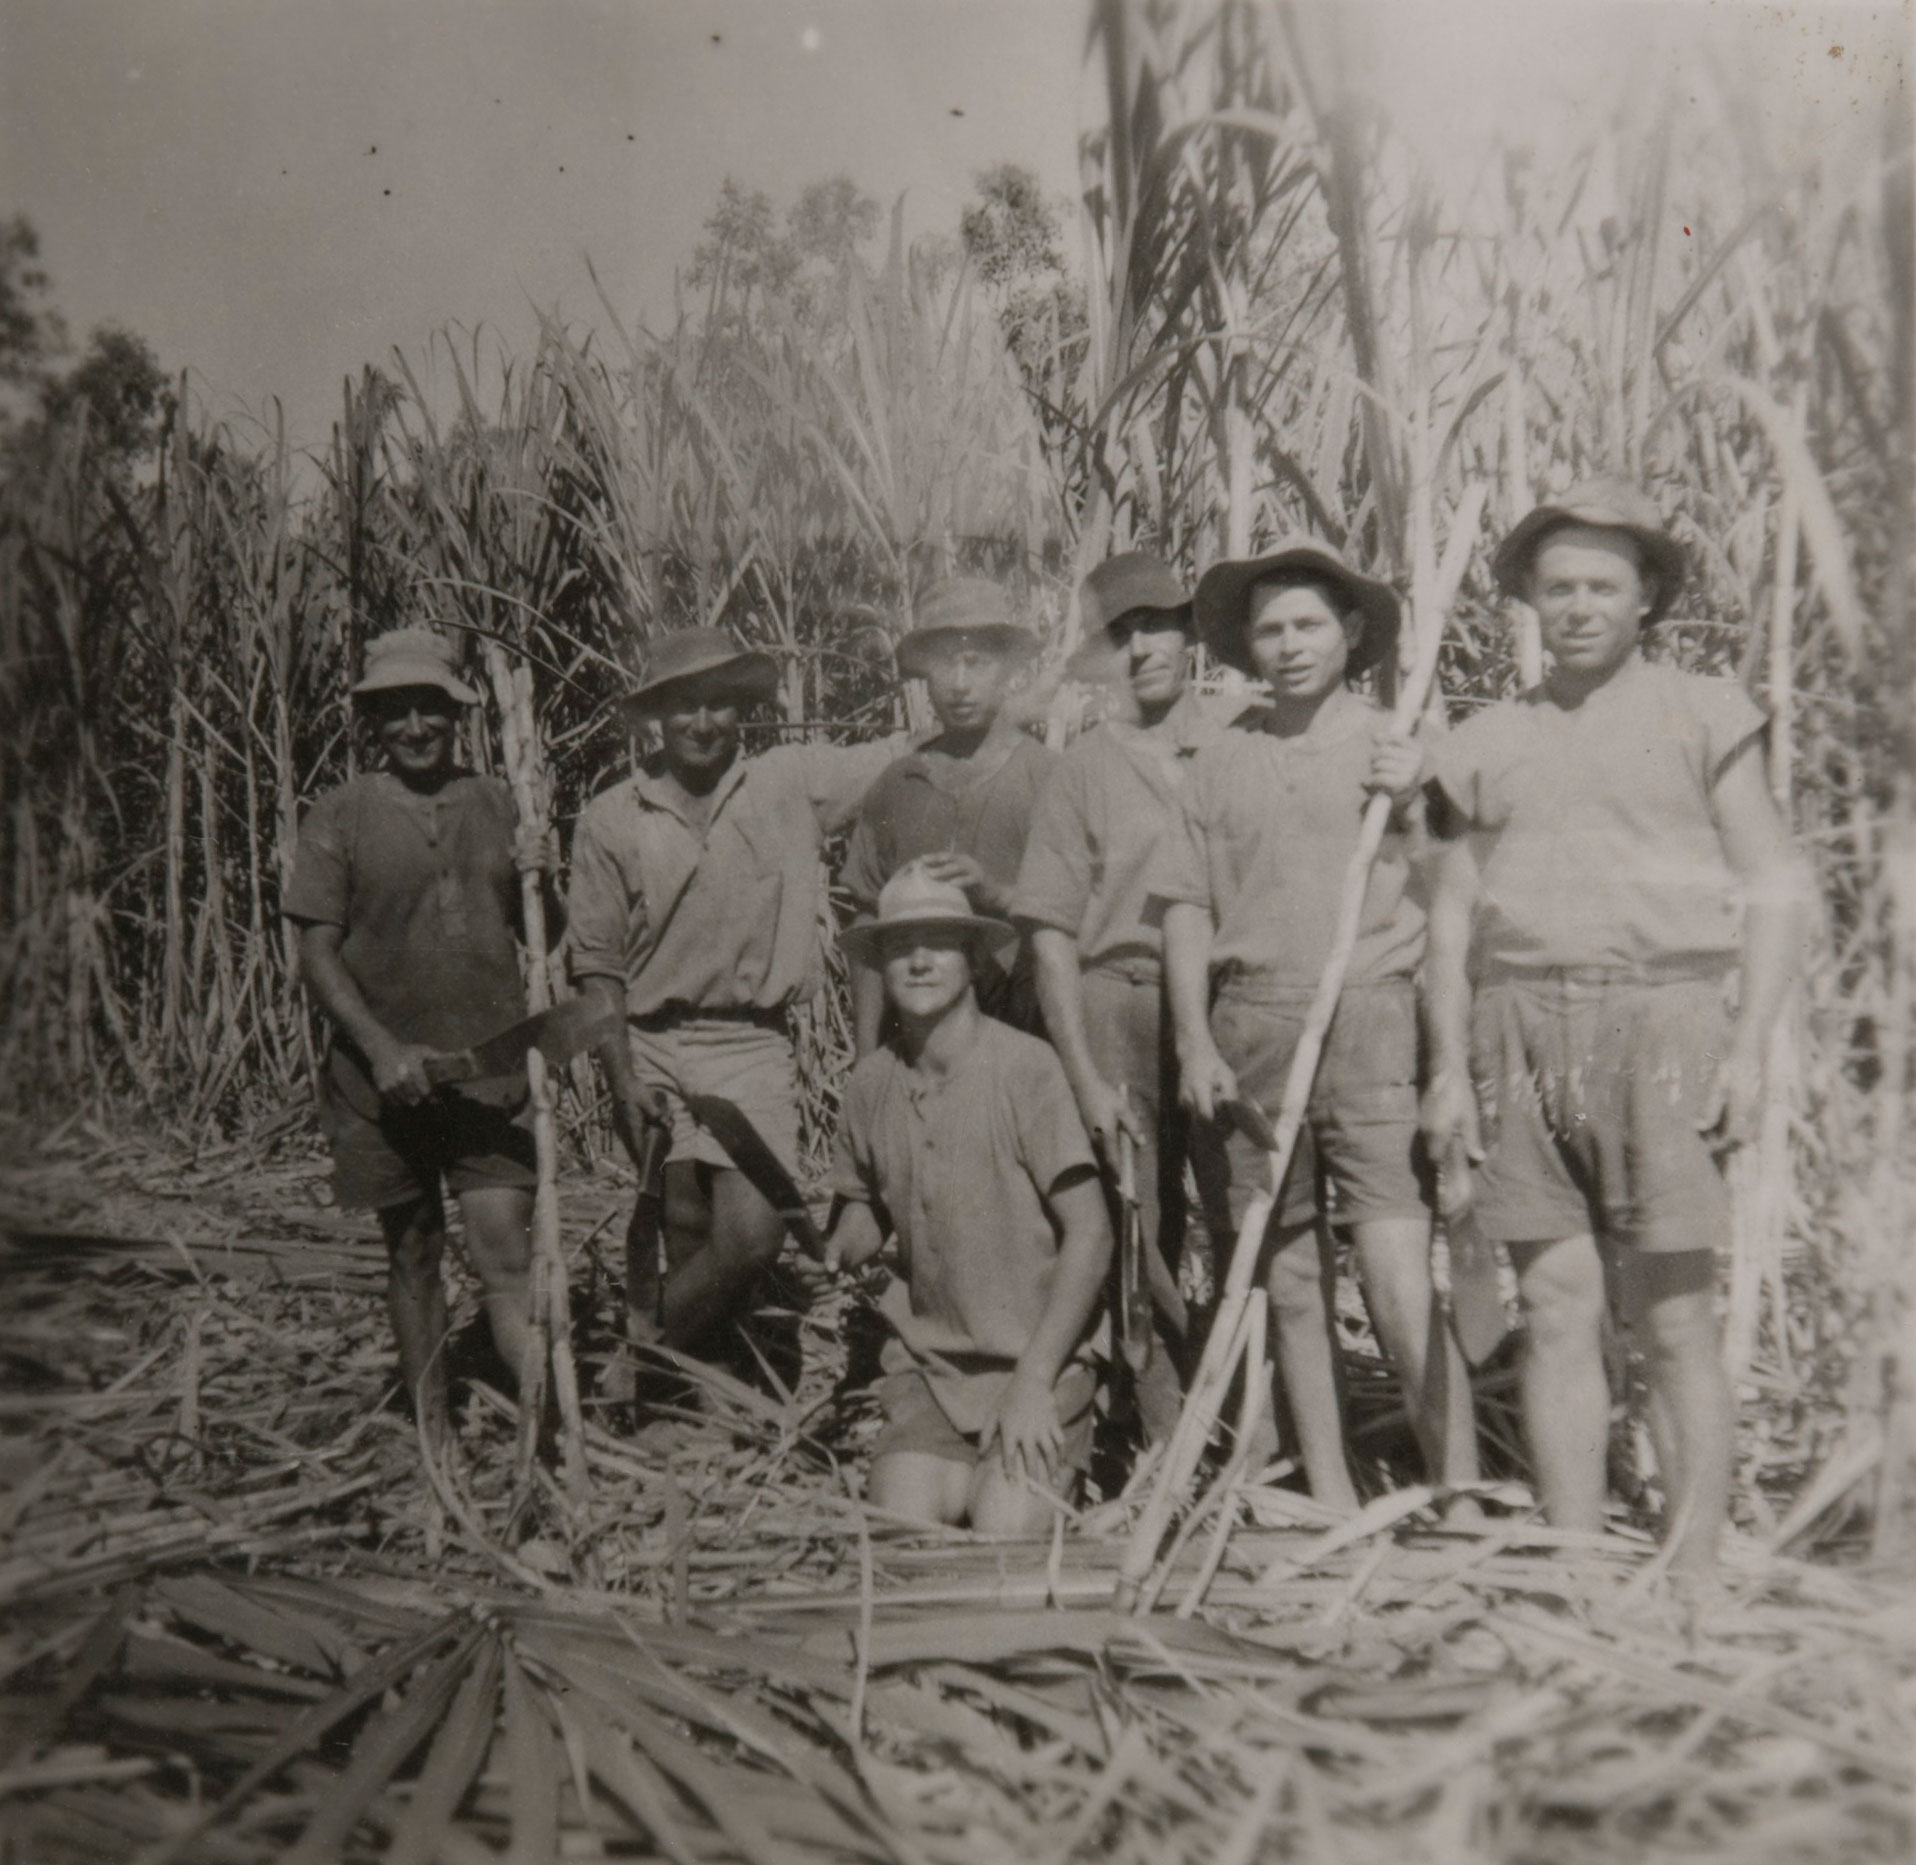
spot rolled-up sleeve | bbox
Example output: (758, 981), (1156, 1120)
(282, 790), (351, 927)
(1146, 788), (1212, 915)
(565, 796), (639, 983)
(827, 1063), (880, 1206)
(1012, 1043), (1099, 1197)
(1009, 759), (1091, 934)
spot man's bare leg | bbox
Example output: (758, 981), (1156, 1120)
(1624, 1250), (1732, 1573)
(1351, 1216), (1481, 1489)
(457, 1185), (535, 1382)
(1509, 1232), (1609, 1534)
(1263, 1220), (1359, 1511)
(379, 1195), (453, 1452)
(657, 1164), (785, 1351)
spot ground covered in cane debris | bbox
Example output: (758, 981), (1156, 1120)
(1, 1115), (1911, 1864)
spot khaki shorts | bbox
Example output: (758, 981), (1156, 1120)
(1201, 976), (1430, 1233)
(320, 1056), (536, 1212)
(872, 1360), (1098, 1477)
(1469, 972), (1733, 1255)
(627, 1016), (802, 1178)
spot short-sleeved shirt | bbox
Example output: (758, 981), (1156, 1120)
(843, 727), (1056, 913)
(829, 1018), (1099, 1388)
(567, 738), (895, 1016)
(1150, 697), (1425, 987)
(1010, 688), (1236, 970)
(1429, 657), (1766, 973)
(284, 771), (525, 1054)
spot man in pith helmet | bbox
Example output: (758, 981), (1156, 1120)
(845, 577), (1055, 1052)
(1155, 539), (1480, 1509)
(568, 627), (900, 1378)
(1011, 550), (1236, 1441)
(285, 627), (541, 1460)
(1421, 478), (1812, 1573)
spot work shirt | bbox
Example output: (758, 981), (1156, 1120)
(1011, 688), (1235, 971)
(284, 771), (525, 1101)
(1151, 696), (1425, 987)
(843, 726), (1056, 913)
(567, 738), (895, 1017)
(830, 1018), (1099, 1424)
(1428, 656), (1765, 974)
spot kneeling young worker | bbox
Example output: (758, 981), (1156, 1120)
(825, 864), (1114, 1534)
(1422, 479), (1810, 1574)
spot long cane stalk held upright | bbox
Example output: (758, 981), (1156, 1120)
(480, 642), (591, 1509)
(1115, 484), (1487, 1613)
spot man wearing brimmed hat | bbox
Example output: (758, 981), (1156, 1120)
(1421, 477), (1811, 1574)
(824, 862), (1113, 1533)
(844, 577), (1055, 1053)
(285, 627), (543, 1458)
(1153, 538), (1480, 1510)
(1010, 551), (1238, 1442)
(568, 626), (899, 1372)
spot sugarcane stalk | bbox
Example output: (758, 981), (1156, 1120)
(481, 643), (589, 1507)
(1116, 482), (1486, 1612)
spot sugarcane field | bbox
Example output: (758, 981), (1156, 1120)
(1, 2), (1912, 1860)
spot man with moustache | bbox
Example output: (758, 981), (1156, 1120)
(567, 628), (899, 1372)
(286, 628), (541, 1459)
(1011, 552), (1235, 1441)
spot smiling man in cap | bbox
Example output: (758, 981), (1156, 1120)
(285, 627), (542, 1461)
(825, 861), (1113, 1534)
(1154, 538), (1480, 1509)
(1011, 551), (1238, 1442)
(568, 626), (900, 1377)
(1421, 477), (1812, 1573)
(844, 577), (1055, 1053)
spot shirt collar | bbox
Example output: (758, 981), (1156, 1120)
(631, 751), (750, 828)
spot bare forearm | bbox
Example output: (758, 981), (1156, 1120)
(1422, 843), (1478, 1079)
(1030, 929), (1101, 1107)
(1161, 903), (1215, 1067)
(1734, 865), (1813, 1056)
(1016, 1178), (1112, 1390)
(580, 973), (640, 1102)
(298, 926), (398, 1058)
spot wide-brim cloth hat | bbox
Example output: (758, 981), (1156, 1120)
(894, 578), (1040, 681)
(624, 627), (780, 715)
(1491, 477), (1687, 623)
(351, 627), (480, 706)
(1194, 538), (1402, 679)
(840, 862), (1015, 965)
(1067, 551), (1192, 675)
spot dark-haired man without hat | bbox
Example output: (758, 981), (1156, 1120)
(285, 628), (542, 1460)
(1012, 552), (1235, 1441)
(1421, 480), (1812, 1574)
(825, 864), (1113, 1534)
(567, 629), (900, 1371)
(845, 579), (1055, 1053)
(1155, 541), (1480, 1509)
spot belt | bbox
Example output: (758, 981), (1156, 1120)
(1476, 956), (1734, 989)
(628, 1003), (789, 1033)
(1215, 965), (1408, 1005)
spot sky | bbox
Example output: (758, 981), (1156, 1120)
(2, 0), (1905, 449)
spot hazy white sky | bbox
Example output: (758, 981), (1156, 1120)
(2, 0), (1903, 447)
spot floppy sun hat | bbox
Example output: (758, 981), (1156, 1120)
(1491, 477), (1687, 623)
(1068, 552), (1192, 674)
(1194, 537), (1402, 679)
(624, 627), (780, 715)
(840, 863), (1015, 965)
(894, 578), (1039, 681)
(351, 628), (480, 707)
